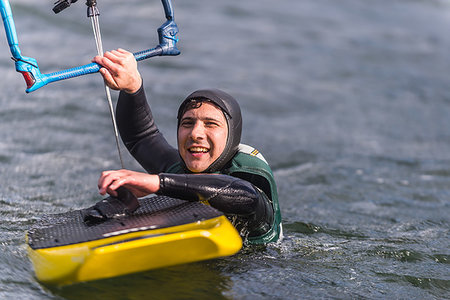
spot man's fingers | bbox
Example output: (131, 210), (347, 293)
(98, 170), (119, 193)
(117, 48), (130, 54)
(111, 49), (129, 58)
(99, 68), (120, 90)
(99, 55), (122, 75)
(98, 170), (132, 196)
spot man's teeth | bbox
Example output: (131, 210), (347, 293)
(189, 147), (209, 153)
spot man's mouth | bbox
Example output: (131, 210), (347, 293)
(188, 146), (209, 154)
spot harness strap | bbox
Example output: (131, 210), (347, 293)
(83, 187), (140, 225)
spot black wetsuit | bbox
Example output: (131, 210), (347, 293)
(116, 86), (278, 242)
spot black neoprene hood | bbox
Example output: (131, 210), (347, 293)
(177, 89), (242, 173)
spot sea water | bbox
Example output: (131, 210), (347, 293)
(0, 0), (448, 299)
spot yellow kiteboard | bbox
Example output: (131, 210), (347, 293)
(27, 195), (242, 286)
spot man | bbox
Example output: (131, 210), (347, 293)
(94, 49), (282, 244)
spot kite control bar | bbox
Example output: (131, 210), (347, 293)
(0, 0), (180, 93)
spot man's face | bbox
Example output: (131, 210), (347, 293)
(178, 102), (228, 172)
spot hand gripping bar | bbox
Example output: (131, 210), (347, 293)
(0, 0), (180, 93)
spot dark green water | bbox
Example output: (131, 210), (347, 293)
(0, 0), (449, 299)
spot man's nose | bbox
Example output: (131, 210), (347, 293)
(190, 122), (206, 139)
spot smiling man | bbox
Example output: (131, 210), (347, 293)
(177, 100), (228, 173)
(94, 49), (282, 244)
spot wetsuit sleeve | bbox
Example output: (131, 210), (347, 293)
(116, 84), (180, 174)
(159, 173), (274, 236)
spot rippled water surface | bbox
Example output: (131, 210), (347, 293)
(0, 0), (449, 299)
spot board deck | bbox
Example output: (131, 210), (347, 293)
(27, 195), (242, 285)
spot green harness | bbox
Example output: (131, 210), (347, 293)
(166, 144), (282, 244)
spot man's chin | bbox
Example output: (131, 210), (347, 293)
(185, 163), (208, 173)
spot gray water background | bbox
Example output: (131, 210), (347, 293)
(0, 0), (449, 299)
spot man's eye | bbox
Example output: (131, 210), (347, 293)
(181, 120), (194, 127)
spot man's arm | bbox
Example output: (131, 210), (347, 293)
(159, 173), (274, 236)
(159, 173), (273, 215)
(116, 86), (179, 174)
(93, 48), (180, 173)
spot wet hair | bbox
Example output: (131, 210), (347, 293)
(178, 99), (221, 120)
(177, 89), (242, 173)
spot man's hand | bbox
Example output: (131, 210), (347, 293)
(98, 169), (160, 198)
(93, 48), (142, 94)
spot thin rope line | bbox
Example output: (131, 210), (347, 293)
(90, 13), (124, 169)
